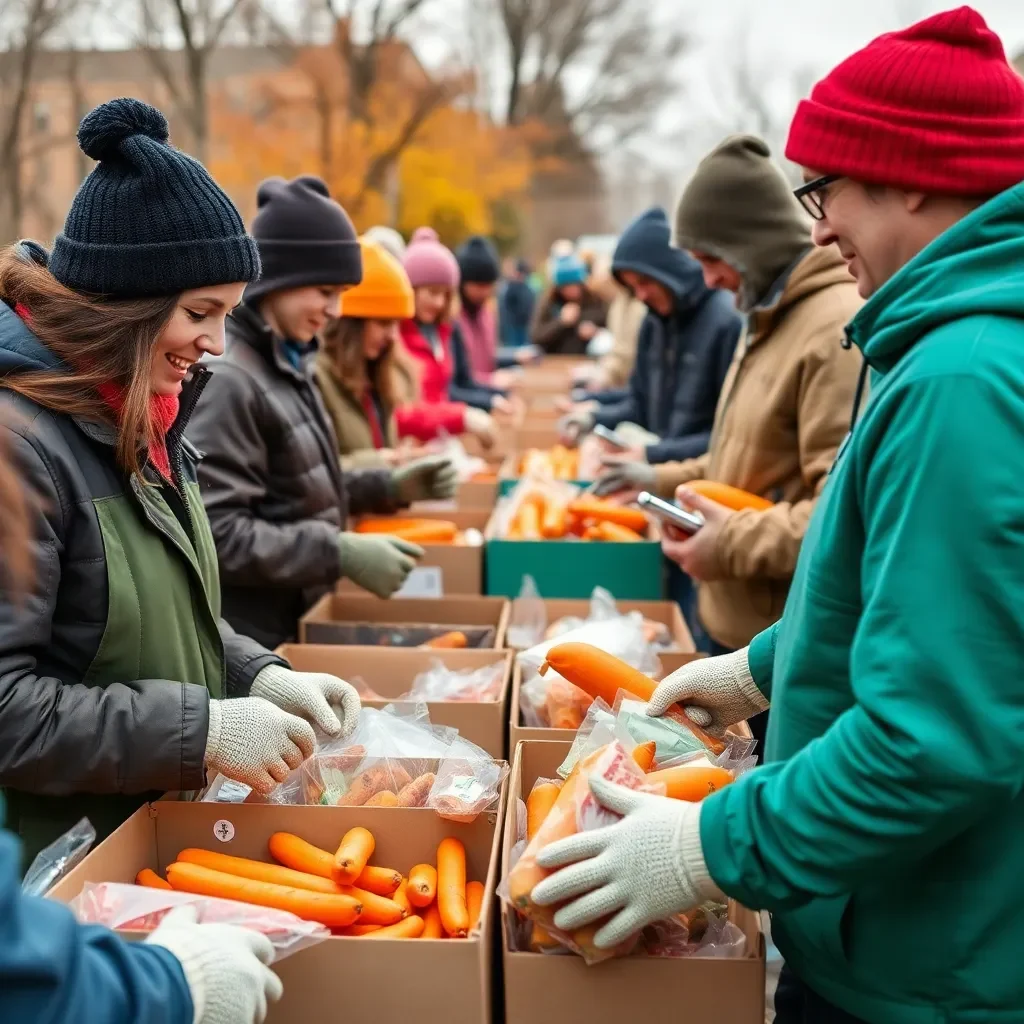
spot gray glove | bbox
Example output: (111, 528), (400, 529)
(336, 531), (423, 597)
(251, 664), (361, 738)
(391, 456), (459, 503)
(557, 409), (595, 446)
(592, 457), (657, 497)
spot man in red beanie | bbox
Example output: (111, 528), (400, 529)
(524, 9), (1024, 1023)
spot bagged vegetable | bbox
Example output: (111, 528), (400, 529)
(22, 818), (96, 896)
(72, 882), (328, 961)
(507, 574), (547, 648)
(405, 658), (504, 702)
(428, 736), (509, 823)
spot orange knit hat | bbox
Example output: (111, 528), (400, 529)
(339, 238), (414, 319)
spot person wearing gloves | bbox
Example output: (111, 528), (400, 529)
(532, 9), (1024, 1022)
(189, 179), (456, 648)
(0, 101), (361, 868)
(597, 136), (861, 674)
(399, 227), (514, 422)
(560, 207), (740, 463)
(531, 253), (608, 355)
(317, 238), (481, 466)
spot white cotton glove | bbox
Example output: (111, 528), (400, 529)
(250, 664), (361, 739)
(646, 647), (768, 730)
(204, 697), (316, 796)
(531, 776), (725, 949)
(146, 904), (283, 1024)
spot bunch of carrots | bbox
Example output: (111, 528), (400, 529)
(355, 518), (461, 545)
(518, 446), (579, 480)
(135, 829), (485, 940)
(504, 494), (648, 542)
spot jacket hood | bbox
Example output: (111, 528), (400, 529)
(848, 181), (1024, 371)
(0, 299), (63, 375)
(612, 207), (708, 314)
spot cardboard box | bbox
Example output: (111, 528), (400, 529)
(300, 595), (510, 649)
(277, 644), (512, 758)
(519, 356), (588, 394)
(508, 653), (706, 751)
(496, 454), (588, 498)
(49, 799), (504, 1024)
(341, 510), (490, 596)
(501, 741), (765, 1024)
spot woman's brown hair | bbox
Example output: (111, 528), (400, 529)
(0, 246), (178, 479)
(0, 427), (32, 596)
(320, 316), (418, 409)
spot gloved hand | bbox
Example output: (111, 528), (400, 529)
(204, 698), (316, 796)
(592, 457), (656, 497)
(463, 407), (497, 449)
(336, 532), (423, 598)
(646, 647), (767, 730)
(251, 664), (361, 739)
(557, 409), (594, 446)
(531, 776), (724, 950)
(391, 455), (458, 503)
(146, 904), (283, 1024)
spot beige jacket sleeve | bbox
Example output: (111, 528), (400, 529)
(654, 453), (711, 499)
(716, 333), (863, 581)
(341, 449), (390, 472)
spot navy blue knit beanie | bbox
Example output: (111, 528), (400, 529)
(456, 235), (501, 284)
(243, 176), (363, 305)
(49, 98), (259, 298)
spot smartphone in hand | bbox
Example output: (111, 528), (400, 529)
(637, 491), (704, 535)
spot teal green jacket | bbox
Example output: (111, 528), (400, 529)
(700, 182), (1024, 1022)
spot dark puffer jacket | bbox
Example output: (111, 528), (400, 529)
(0, 298), (281, 863)
(188, 306), (400, 649)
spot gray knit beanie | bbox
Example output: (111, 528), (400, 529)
(50, 97), (260, 298)
(674, 135), (811, 310)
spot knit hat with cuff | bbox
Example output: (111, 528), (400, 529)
(402, 227), (460, 290)
(340, 239), (414, 320)
(456, 235), (501, 284)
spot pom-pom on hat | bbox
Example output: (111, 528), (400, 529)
(402, 227), (460, 290)
(50, 97), (260, 298)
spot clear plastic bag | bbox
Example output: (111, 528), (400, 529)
(71, 882), (328, 961)
(22, 818), (96, 896)
(428, 736), (509, 823)
(642, 905), (748, 959)
(507, 574), (547, 648)
(405, 658), (505, 702)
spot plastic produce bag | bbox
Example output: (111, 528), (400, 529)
(405, 658), (505, 702)
(507, 574), (547, 648)
(428, 735), (509, 823)
(22, 818), (96, 896)
(643, 905), (748, 959)
(72, 882), (328, 961)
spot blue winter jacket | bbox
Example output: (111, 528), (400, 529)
(0, 797), (193, 1024)
(595, 208), (741, 463)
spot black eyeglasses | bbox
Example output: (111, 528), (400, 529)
(794, 174), (842, 220)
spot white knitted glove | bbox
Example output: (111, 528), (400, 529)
(204, 697), (316, 796)
(251, 664), (361, 738)
(646, 647), (768, 730)
(146, 905), (283, 1024)
(532, 776), (725, 949)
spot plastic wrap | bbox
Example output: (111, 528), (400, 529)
(405, 658), (504, 702)
(507, 574), (547, 648)
(22, 818), (96, 896)
(72, 882), (328, 961)
(428, 736), (509, 823)
(642, 905), (748, 959)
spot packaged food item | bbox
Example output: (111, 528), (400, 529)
(22, 818), (96, 897)
(428, 736), (509, 823)
(405, 658), (505, 702)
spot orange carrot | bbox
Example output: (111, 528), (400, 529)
(389, 521), (457, 544)
(517, 500), (542, 540)
(541, 642), (727, 755)
(344, 886), (405, 925)
(421, 903), (444, 939)
(541, 500), (568, 539)
(365, 790), (399, 807)
(631, 740), (657, 772)
(392, 878), (412, 916)
(355, 518), (436, 534)
(268, 832), (334, 879)
(339, 923), (383, 936)
(421, 631), (468, 649)
(566, 497), (647, 532)
(353, 864), (402, 896)
(333, 827), (375, 885)
(526, 782), (562, 841)
(363, 915), (425, 939)
(166, 862), (361, 927)
(687, 480), (773, 512)
(466, 880), (485, 931)
(397, 772), (435, 807)
(597, 520), (644, 542)
(135, 868), (171, 890)
(177, 848), (344, 894)
(646, 764), (734, 801)
(336, 767), (392, 806)
(436, 838), (469, 938)
(407, 864), (437, 908)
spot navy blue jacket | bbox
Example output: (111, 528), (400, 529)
(499, 278), (536, 347)
(594, 208), (741, 463)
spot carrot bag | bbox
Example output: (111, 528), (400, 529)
(72, 882), (328, 960)
(428, 736), (509, 823)
(501, 714), (666, 965)
(404, 657), (505, 702)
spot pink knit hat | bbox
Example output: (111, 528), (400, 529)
(402, 227), (460, 289)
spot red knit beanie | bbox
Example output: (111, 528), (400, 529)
(786, 6), (1024, 196)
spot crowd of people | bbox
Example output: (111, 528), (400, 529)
(2, 6), (1024, 1023)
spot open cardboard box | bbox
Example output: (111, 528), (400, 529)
(340, 510), (491, 596)
(277, 644), (512, 758)
(300, 595), (510, 649)
(501, 741), (765, 1024)
(49, 797), (505, 1024)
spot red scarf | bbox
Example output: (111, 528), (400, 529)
(14, 302), (179, 481)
